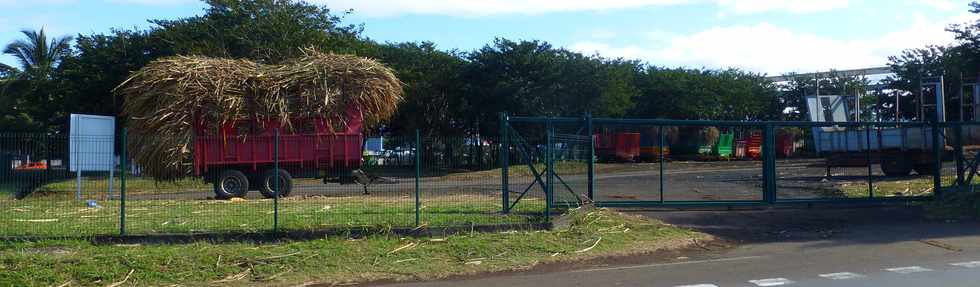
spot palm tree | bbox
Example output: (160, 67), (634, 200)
(0, 62), (14, 75)
(0, 57), (20, 97)
(1, 28), (72, 132)
(3, 28), (72, 80)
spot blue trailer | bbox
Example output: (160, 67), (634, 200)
(804, 77), (947, 176)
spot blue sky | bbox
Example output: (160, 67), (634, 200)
(0, 0), (976, 75)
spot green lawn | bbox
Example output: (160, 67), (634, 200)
(0, 195), (547, 237)
(0, 183), (17, 194)
(0, 208), (704, 286)
(836, 175), (956, 198)
(36, 176), (210, 195)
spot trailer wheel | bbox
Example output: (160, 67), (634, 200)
(259, 169), (293, 198)
(913, 163), (937, 175)
(880, 156), (912, 177)
(214, 169), (249, 199)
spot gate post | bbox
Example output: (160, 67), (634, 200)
(763, 124), (776, 204)
(659, 125), (665, 204)
(866, 124), (873, 199)
(273, 128), (280, 233)
(415, 129), (421, 227)
(545, 118), (554, 221)
(120, 128), (127, 236)
(585, 113), (594, 201)
(955, 123), (964, 191)
(932, 121), (943, 200)
(500, 112), (510, 213)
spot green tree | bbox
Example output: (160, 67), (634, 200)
(461, 39), (639, 134)
(58, 30), (165, 120)
(1, 28), (73, 133)
(884, 46), (963, 121)
(594, 59), (641, 117)
(11, 0), (370, 132)
(884, 2), (980, 121)
(3, 28), (72, 80)
(0, 63), (14, 77)
(368, 42), (467, 136)
(775, 74), (814, 121)
(632, 67), (775, 120)
(462, 39), (567, 134)
(150, 0), (364, 64)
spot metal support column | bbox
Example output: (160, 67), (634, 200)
(545, 119), (554, 222)
(659, 125), (665, 203)
(415, 129), (421, 227)
(933, 121), (943, 200)
(866, 124), (874, 199)
(273, 128), (280, 233)
(500, 113), (510, 213)
(763, 124), (776, 203)
(955, 123), (964, 191)
(585, 113), (594, 200)
(119, 128), (127, 236)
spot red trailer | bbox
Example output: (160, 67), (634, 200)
(193, 105), (364, 199)
(746, 132), (762, 160)
(595, 132), (641, 162)
(775, 133), (797, 157)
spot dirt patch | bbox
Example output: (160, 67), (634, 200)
(21, 246), (75, 257)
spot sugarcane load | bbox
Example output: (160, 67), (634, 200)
(114, 49), (404, 199)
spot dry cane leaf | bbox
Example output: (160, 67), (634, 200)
(105, 269), (134, 287)
(575, 237), (602, 253)
(387, 242), (417, 255)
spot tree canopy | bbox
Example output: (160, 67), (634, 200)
(0, 0), (851, 136)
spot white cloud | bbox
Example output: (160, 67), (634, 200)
(0, 0), (73, 6)
(107, 0), (196, 5)
(1, 0), (193, 7)
(915, 0), (961, 11)
(316, 0), (848, 17)
(715, 0), (849, 14)
(315, 0), (690, 17)
(571, 14), (976, 75)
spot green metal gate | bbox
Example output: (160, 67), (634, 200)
(499, 113), (591, 217)
(501, 114), (980, 208)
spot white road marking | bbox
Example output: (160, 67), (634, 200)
(748, 278), (795, 286)
(675, 284), (718, 287)
(819, 272), (866, 280)
(950, 261), (980, 268)
(885, 266), (933, 274)
(571, 256), (764, 273)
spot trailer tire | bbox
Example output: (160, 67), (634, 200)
(259, 169), (293, 198)
(214, 169), (249, 199)
(913, 163), (936, 175)
(880, 156), (912, 177)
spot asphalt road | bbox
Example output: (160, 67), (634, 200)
(380, 207), (980, 287)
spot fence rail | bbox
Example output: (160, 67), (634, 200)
(503, 114), (980, 208)
(0, 131), (547, 238)
(7, 115), (980, 238)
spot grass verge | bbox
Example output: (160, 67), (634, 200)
(38, 176), (210, 195)
(837, 176), (941, 198)
(0, 208), (705, 286)
(924, 192), (980, 219)
(0, 195), (547, 237)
